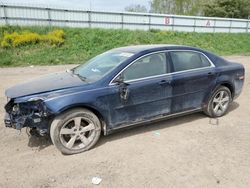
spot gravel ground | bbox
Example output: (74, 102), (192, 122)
(0, 56), (249, 188)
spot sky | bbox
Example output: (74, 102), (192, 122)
(2, 0), (150, 11)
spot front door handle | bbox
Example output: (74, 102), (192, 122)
(208, 72), (215, 75)
(159, 80), (171, 86)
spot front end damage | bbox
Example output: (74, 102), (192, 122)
(4, 98), (53, 136)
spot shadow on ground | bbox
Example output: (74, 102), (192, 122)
(227, 101), (240, 114)
(96, 101), (240, 148)
(96, 112), (206, 149)
(28, 135), (52, 151)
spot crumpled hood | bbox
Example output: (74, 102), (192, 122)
(5, 71), (86, 98)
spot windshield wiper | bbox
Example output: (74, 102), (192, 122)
(67, 69), (87, 82)
(74, 73), (87, 81)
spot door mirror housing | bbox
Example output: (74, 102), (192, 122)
(113, 74), (125, 85)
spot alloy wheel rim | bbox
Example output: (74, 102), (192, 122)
(212, 91), (230, 116)
(59, 117), (96, 150)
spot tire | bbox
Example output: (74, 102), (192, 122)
(50, 108), (101, 154)
(204, 86), (232, 118)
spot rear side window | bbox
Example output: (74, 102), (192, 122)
(170, 51), (211, 72)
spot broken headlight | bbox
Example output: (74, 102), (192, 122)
(19, 100), (46, 117)
(12, 104), (20, 115)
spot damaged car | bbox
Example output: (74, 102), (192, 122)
(4, 45), (245, 154)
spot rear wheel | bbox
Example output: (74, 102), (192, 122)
(50, 108), (101, 154)
(204, 86), (232, 118)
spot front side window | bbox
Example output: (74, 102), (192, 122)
(122, 53), (167, 81)
(169, 51), (211, 72)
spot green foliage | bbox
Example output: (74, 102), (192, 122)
(204, 0), (250, 19)
(0, 26), (250, 67)
(125, 4), (148, 12)
(149, 0), (250, 17)
(150, 0), (206, 15)
(0, 29), (65, 48)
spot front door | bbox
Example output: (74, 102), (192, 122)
(107, 52), (173, 129)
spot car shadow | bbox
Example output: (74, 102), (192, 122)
(27, 134), (52, 151)
(95, 112), (206, 149)
(227, 101), (240, 114)
(27, 101), (240, 151)
(96, 101), (240, 148)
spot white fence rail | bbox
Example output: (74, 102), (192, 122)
(0, 3), (250, 33)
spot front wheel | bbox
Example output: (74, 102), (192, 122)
(204, 86), (232, 118)
(50, 108), (101, 154)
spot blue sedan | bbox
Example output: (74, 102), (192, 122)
(4, 45), (245, 154)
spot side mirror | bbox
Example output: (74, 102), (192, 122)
(114, 74), (125, 85)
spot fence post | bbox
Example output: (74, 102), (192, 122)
(193, 17), (196, 32)
(229, 19), (232, 33)
(121, 13), (124, 29)
(172, 16), (175, 31)
(47, 8), (51, 26)
(2, 5), (8, 25)
(148, 14), (151, 30)
(246, 21), (249, 33)
(88, 11), (91, 28)
(213, 19), (216, 33)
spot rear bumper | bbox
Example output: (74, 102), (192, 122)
(233, 78), (244, 100)
(233, 90), (242, 100)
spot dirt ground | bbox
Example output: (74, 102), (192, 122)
(0, 56), (250, 188)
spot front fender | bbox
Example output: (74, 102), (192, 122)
(44, 87), (110, 125)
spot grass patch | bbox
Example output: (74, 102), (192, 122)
(0, 26), (250, 67)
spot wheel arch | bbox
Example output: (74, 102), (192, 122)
(219, 82), (235, 98)
(203, 81), (234, 108)
(203, 81), (234, 117)
(56, 104), (108, 135)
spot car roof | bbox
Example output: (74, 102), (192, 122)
(112, 44), (202, 54)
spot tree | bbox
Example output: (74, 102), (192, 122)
(125, 4), (148, 13)
(150, 0), (205, 15)
(203, 0), (250, 19)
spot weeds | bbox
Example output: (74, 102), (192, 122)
(0, 26), (250, 67)
(1, 29), (65, 48)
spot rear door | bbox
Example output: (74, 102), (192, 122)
(169, 50), (216, 113)
(107, 52), (173, 128)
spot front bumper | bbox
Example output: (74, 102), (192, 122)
(4, 111), (51, 131)
(4, 111), (51, 136)
(4, 113), (12, 128)
(4, 112), (27, 130)
(4, 98), (53, 131)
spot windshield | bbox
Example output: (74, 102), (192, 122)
(73, 51), (134, 82)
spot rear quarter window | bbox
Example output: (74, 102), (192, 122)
(170, 51), (211, 72)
